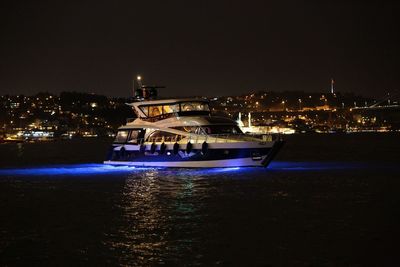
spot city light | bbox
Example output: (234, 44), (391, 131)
(0, 90), (399, 142)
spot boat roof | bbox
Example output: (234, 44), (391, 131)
(119, 124), (159, 130)
(127, 98), (209, 107)
(118, 116), (237, 130)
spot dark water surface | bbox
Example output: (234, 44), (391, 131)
(1, 134), (399, 266)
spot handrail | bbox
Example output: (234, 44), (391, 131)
(123, 133), (276, 145)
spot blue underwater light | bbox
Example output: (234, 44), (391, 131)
(0, 164), (245, 177)
(0, 161), (380, 178)
(0, 164), (137, 176)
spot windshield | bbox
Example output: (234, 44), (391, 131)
(180, 102), (209, 112)
(173, 125), (243, 135)
(114, 130), (129, 143)
(139, 101), (209, 118)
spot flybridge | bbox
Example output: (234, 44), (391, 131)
(129, 76), (210, 120)
(128, 99), (210, 119)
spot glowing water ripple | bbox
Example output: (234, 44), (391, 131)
(268, 161), (369, 171)
(0, 164), (136, 176)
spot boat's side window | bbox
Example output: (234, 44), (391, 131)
(181, 103), (195, 112)
(178, 125), (243, 135)
(195, 102), (210, 111)
(180, 102), (210, 112)
(127, 129), (144, 144)
(148, 131), (181, 142)
(163, 104), (179, 114)
(149, 106), (163, 117)
(114, 130), (129, 143)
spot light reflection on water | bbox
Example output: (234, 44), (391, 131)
(0, 160), (398, 265)
(0, 160), (376, 265)
(111, 170), (166, 264)
(104, 169), (209, 265)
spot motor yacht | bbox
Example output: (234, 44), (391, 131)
(104, 78), (284, 167)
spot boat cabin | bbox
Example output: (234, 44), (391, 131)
(114, 128), (146, 144)
(114, 122), (244, 145)
(129, 99), (210, 121)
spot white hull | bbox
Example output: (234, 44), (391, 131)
(105, 91), (284, 168)
(104, 156), (268, 168)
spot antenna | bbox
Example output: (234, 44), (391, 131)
(133, 75), (165, 100)
(132, 75), (142, 97)
(137, 75), (143, 88)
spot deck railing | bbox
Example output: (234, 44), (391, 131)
(127, 133), (277, 145)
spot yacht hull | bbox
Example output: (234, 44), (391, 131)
(103, 140), (284, 168)
(104, 157), (265, 168)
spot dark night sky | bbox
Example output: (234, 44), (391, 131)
(0, 0), (399, 98)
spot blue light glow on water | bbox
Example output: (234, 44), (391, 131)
(207, 167), (241, 172)
(0, 164), (137, 176)
(0, 161), (383, 177)
(268, 161), (368, 171)
(0, 164), (245, 177)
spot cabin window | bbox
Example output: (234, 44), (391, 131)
(163, 104), (180, 114)
(139, 102), (209, 118)
(180, 102), (209, 112)
(114, 130), (129, 143)
(127, 129), (145, 144)
(148, 105), (163, 117)
(173, 125), (242, 135)
(148, 131), (182, 142)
